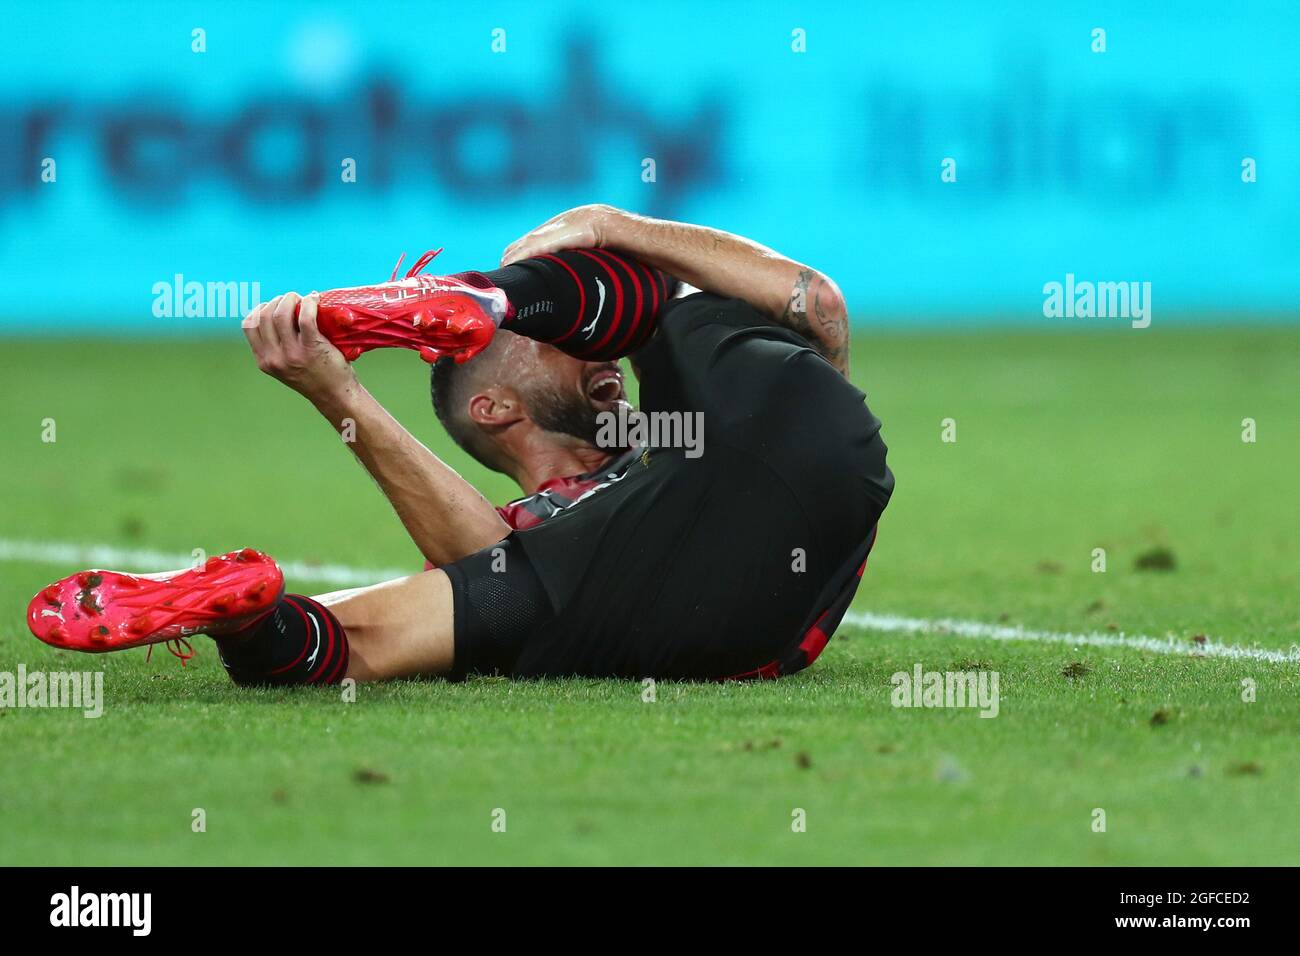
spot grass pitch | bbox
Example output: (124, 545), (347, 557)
(1, 326), (1298, 865)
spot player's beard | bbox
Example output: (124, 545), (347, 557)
(525, 382), (605, 448)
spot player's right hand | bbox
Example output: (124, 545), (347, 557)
(242, 292), (357, 403)
(500, 203), (623, 266)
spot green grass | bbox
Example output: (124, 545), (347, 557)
(1, 326), (1298, 865)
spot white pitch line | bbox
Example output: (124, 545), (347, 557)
(843, 611), (1300, 665)
(2, 538), (1295, 665)
(0, 538), (409, 589)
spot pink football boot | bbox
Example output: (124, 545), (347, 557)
(28, 549), (284, 655)
(317, 249), (509, 364)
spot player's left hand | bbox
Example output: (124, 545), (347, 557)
(242, 292), (356, 403)
(500, 203), (624, 266)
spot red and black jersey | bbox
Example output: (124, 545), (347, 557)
(725, 524), (880, 680)
(496, 446), (880, 679)
(441, 292), (893, 682)
(496, 447), (644, 530)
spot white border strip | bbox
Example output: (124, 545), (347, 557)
(2, 538), (1294, 665)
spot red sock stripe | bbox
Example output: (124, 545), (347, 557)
(636, 260), (664, 349)
(305, 597), (338, 684)
(593, 249), (650, 357)
(569, 249), (623, 354)
(641, 259), (660, 316)
(265, 595), (348, 685)
(537, 253), (588, 341)
(629, 307), (659, 351)
(324, 632), (350, 684)
(268, 596), (314, 675)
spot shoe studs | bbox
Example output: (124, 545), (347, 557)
(209, 592), (235, 613)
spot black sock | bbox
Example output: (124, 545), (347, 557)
(455, 249), (677, 361)
(215, 594), (350, 687)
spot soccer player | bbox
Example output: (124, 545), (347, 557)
(27, 206), (893, 685)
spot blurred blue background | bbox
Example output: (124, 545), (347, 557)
(1, 0), (1296, 331)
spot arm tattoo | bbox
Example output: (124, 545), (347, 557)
(780, 269), (849, 374)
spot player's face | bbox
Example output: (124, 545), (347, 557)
(517, 342), (628, 448)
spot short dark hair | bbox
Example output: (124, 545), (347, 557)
(429, 358), (506, 474)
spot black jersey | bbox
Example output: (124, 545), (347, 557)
(444, 292), (893, 680)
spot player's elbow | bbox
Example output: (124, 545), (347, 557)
(812, 272), (848, 329)
(807, 271), (850, 374)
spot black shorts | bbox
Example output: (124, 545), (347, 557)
(445, 292), (893, 680)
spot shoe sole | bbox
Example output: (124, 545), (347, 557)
(27, 548), (284, 652)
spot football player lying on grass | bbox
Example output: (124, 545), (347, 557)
(28, 206), (893, 685)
